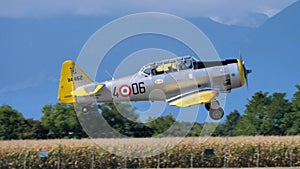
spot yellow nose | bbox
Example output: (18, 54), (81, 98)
(237, 59), (246, 87)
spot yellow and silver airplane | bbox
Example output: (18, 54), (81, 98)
(58, 56), (251, 120)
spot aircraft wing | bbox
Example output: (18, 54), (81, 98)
(167, 89), (218, 107)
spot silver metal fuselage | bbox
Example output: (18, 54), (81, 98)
(78, 59), (244, 104)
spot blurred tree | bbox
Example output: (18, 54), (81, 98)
(99, 103), (154, 137)
(214, 110), (241, 136)
(262, 93), (291, 135)
(234, 92), (270, 135)
(164, 121), (194, 137)
(0, 105), (25, 140)
(146, 114), (176, 136)
(100, 103), (138, 133)
(233, 91), (293, 136)
(41, 103), (87, 138)
(281, 85), (300, 135)
(187, 122), (203, 136)
(22, 118), (47, 139)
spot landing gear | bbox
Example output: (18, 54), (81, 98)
(209, 108), (224, 120)
(205, 100), (224, 120)
(81, 104), (100, 113)
(205, 103), (211, 112)
(82, 106), (89, 113)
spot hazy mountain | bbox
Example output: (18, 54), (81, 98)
(235, 13), (269, 28)
(242, 1), (300, 95)
(188, 17), (256, 57)
(209, 12), (269, 28)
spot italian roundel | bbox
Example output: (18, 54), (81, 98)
(119, 84), (132, 97)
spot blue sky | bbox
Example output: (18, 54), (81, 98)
(0, 0), (299, 122)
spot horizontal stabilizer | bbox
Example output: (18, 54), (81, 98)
(71, 84), (105, 97)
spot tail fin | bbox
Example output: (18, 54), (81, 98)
(58, 60), (92, 104)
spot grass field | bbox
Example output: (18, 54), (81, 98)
(0, 136), (299, 168)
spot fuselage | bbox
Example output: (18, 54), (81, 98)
(84, 57), (246, 104)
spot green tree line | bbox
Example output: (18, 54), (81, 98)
(0, 86), (299, 140)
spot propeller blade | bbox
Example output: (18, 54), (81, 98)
(239, 53), (252, 92)
(240, 53), (243, 63)
(245, 72), (250, 93)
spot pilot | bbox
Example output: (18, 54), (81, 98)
(179, 60), (187, 70)
(151, 69), (157, 75)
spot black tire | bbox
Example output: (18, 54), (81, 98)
(205, 103), (211, 111)
(209, 108), (224, 120)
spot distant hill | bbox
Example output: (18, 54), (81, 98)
(241, 1), (300, 95)
(188, 17), (256, 57)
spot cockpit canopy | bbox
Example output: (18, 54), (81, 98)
(140, 56), (196, 76)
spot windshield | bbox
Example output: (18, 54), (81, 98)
(140, 56), (194, 76)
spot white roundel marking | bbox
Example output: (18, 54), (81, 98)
(119, 84), (132, 97)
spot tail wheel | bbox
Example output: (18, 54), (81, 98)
(82, 107), (89, 113)
(209, 107), (224, 120)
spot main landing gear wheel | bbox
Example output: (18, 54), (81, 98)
(209, 108), (224, 120)
(205, 100), (224, 120)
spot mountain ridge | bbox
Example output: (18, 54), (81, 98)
(241, 0), (300, 97)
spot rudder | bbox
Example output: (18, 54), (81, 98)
(58, 60), (92, 104)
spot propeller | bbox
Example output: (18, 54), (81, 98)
(240, 54), (252, 92)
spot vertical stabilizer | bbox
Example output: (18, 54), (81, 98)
(58, 60), (92, 104)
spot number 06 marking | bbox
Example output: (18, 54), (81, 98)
(132, 82), (146, 95)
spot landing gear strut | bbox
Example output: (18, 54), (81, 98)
(205, 100), (224, 120)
